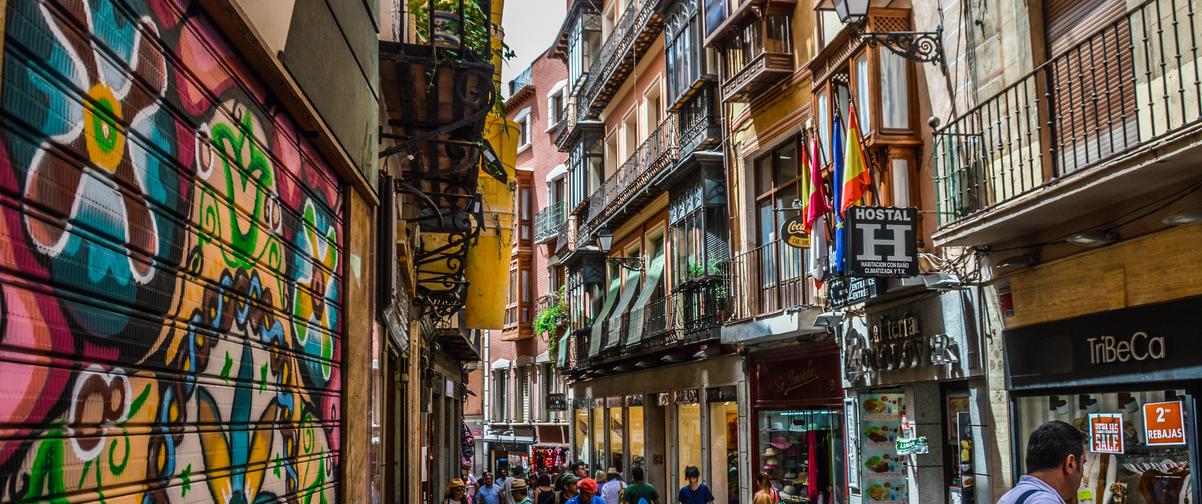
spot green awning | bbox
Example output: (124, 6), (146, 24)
(589, 274), (622, 356)
(605, 266), (642, 349)
(625, 249), (665, 346)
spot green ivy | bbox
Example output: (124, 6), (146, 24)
(534, 287), (568, 362)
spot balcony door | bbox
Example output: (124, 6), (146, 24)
(1043, 0), (1137, 173)
(753, 140), (806, 315)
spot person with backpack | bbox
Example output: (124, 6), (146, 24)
(996, 420), (1086, 504)
(534, 473), (556, 504)
(621, 467), (659, 504)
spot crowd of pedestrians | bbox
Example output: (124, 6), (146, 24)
(443, 462), (717, 504)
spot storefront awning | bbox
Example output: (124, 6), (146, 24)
(590, 274), (622, 356)
(491, 358), (511, 370)
(626, 247), (665, 346)
(536, 350), (551, 363)
(605, 266), (642, 349)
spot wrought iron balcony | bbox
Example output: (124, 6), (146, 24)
(721, 239), (817, 322)
(579, 0), (665, 116)
(674, 85), (722, 163)
(535, 201), (569, 243)
(583, 117), (679, 231)
(509, 65), (534, 97)
(379, 0), (499, 320)
(933, 0), (1202, 236)
(584, 287), (727, 368)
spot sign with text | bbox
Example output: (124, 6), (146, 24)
(781, 214), (810, 249)
(828, 276), (886, 307)
(1143, 401), (1186, 446)
(846, 207), (919, 278)
(546, 393), (567, 411)
(1088, 413), (1125, 454)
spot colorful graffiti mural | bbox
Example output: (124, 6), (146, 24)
(0, 0), (345, 501)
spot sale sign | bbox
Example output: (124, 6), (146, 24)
(1143, 401), (1187, 446)
(1089, 414), (1125, 454)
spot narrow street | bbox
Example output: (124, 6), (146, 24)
(0, 0), (1200, 503)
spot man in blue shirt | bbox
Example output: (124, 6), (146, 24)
(477, 472), (505, 504)
(996, 421), (1086, 504)
(677, 467), (714, 504)
(567, 477), (605, 504)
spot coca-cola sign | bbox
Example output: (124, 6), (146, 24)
(781, 214), (810, 249)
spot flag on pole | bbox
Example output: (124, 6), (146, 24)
(831, 112), (847, 275)
(801, 134), (831, 234)
(804, 134), (830, 284)
(840, 105), (872, 216)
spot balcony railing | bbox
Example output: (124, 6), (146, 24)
(934, 0), (1202, 227)
(587, 287), (727, 366)
(509, 65), (534, 97)
(722, 239), (816, 322)
(584, 117), (678, 230)
(580, 0), (664, 115)
(535, 201), (568, 242)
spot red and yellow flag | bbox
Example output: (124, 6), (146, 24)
(840, 108), (871, 216)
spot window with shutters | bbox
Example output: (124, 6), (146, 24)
(518, 366), (531, 422)
(493, 370), (508, 422)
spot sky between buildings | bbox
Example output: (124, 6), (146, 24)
(500, 0), (568, 97)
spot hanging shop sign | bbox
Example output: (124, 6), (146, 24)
(843, 313), (962, 383)
(546, 393), (567, 411)
(1143, 401), (1186, 446)
(829, 276), (886, 307)
(1088, 413), (1125, 454)
(752, 349), (841, 407)
(1005, 296), (1202, 390)
(846, 207), (919, 278)
(781, 214), (810, 249)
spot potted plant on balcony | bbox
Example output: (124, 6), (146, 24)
(534, 287), (569, 365)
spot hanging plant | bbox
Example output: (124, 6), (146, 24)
(534, 287), (568, 361)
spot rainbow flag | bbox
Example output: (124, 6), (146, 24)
(840, 107), (872, 216)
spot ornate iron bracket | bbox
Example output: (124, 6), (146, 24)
(607, 256), (644, 271)
(855, 25), (948, 75)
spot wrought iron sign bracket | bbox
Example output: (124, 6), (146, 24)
(854, 24), (948, 75)
(607, 256), (645, 271)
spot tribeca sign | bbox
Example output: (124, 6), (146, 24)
(846, 207), (919, 278)
(1087, 331), (1166, 365)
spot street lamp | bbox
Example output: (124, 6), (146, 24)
(832, 0), (947, 73)
(594, 228), (643, 271)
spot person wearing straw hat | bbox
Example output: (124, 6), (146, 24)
(601, 467), (626, 504)
(509, 478), (532, 504)
(444, 478), (470, 504)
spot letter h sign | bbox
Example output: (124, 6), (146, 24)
(846, 207), (919, 278)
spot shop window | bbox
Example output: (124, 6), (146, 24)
(575, 407), (592, 467)
(593, 406), (607, 472)
(677, 401), (702, 487)
(630, 397), (646, 469)
(1015, 390), (1194, 504)
(757, 409), (843, 504)
(610, 405), (625, 473)
(709, 399), (739, 504)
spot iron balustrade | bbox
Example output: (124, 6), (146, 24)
(722, 239), (815, 322)
(535, 201), (568, 242)
(580, 0), (663, 113)
(934, 0), (1202, 226)
(509, 65), (533, 96)
(583, 117), (679, 229)
(585, 287), (727, 366)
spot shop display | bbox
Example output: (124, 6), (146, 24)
(1017, 390), (1195, 504)
(860, 390), (907, 504)
(532, 446), (569, 471)
(756, 409), (840, 503)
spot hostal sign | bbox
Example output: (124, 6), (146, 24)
(846, 207), (919, 278)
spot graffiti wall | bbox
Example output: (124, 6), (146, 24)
(0, 0), (345, 501)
